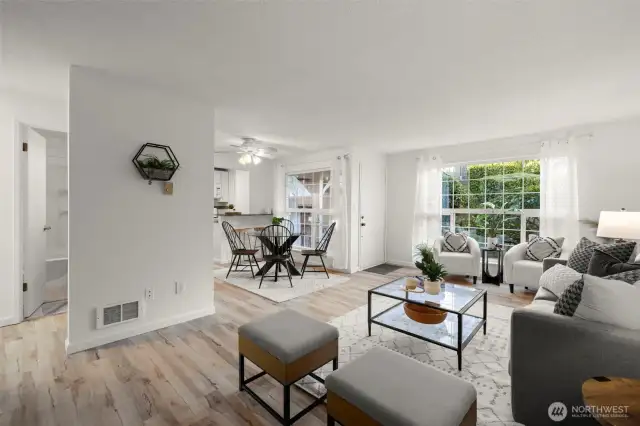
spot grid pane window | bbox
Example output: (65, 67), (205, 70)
(285, 170), (332, 249)
(441, 159), (540, 250)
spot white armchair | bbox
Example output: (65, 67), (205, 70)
(504, 243), (571, 293)
(433, 236), (481, 284)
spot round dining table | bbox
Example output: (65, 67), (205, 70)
(255, 233), (302, 276)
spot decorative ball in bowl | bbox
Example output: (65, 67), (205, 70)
(403, 303), (447, 325)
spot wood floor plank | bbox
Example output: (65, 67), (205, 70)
(0, 267), (532, 425)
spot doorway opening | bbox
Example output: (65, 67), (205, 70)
(20, 124), (68, 320)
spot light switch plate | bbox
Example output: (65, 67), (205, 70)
(164, 182), (174, 195)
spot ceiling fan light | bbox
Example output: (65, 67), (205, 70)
(252, 155), (262, 165)
(239, 153), (252, 165)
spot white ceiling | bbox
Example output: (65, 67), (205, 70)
(2, 0), (640, 153)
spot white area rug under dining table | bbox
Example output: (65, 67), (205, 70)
(214, 266), (350, 303)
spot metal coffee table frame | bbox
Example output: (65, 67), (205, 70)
(368, 279), (487, 371)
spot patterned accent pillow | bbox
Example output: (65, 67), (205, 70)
(525, 236), (564, 261)
(598, 241), (636, 262)
(553, 278), (585, 317)
(587, 243), (640, 277)
(604, 268), (640, 284)
(567, 238), (600, 273)
(539, 264), (582, 299)
(442, 231), (470, 253)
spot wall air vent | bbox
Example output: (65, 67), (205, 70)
(96, 301), (141, 329)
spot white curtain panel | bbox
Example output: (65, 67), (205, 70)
(328, 156), (350, 270)
(412, 155), (443, 252)
(540, 139), (580, 248)
(273, 162), (286, 217)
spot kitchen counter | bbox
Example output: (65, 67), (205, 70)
(213, 213), (273, 263)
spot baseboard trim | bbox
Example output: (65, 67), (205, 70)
(66, 306), (215, 355)
(385, 260), (415, 268)
(0, 316), (19, 328)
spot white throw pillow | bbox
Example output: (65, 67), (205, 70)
(525, 236), (564, 262)
(442, 231), (470, 253)
(538, 264), (582, 299)
(573, 275), (640, 330)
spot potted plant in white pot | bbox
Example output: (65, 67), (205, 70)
(479, 202), (521, 248)
(414, 243), (448, 295)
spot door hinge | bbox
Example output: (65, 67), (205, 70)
(22, 142), (28, 152)
(23, 282), (28, 292)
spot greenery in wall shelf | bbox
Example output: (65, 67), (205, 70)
(132, 143), (180, 184)
(272, 216), (284, 225)
(137, 154), (178, 171)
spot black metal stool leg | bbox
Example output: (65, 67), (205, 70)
(283, 384), (291, 425)
(239, 354), (244, 391)
(327, 414), (335, 426)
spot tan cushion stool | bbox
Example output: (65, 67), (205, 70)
(238, 309), (339, 425)
(325, 347), (477, 426)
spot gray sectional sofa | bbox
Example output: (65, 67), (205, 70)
(510, 259), (640, 425)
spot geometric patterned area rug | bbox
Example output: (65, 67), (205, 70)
(213, 266), (350, 303)
(299, 298), (520, 425)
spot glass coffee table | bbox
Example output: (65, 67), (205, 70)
(368, 277), (487, 371)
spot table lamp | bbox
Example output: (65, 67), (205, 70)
(596, 211), (640, 241)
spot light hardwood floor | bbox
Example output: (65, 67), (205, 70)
(0, 268), (533, 426)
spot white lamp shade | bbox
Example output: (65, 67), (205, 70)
(597, 211), (640, 240)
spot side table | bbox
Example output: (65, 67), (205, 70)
(481, 248), (503, 285)
(582, 376), (640, 425)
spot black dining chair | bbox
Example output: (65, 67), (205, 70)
(279, 218), (297, 266)
(301, 222), (336, 279)
(222, 221), (260, 279)
(259, 225), (293, 288)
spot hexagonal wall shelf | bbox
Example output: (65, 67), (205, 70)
(132, 143), (180, 184)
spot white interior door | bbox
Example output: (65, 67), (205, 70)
(358, 156), (387, 270)
(23, 127), (48, 318)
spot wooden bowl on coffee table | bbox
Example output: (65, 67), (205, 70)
(404, 302), (447, 325)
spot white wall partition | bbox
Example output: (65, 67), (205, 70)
(67, 66), (215, 353)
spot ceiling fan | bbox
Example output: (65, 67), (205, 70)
(228, 137), (277, 165)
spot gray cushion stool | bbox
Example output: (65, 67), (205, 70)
(325, 347), (477, 426)
(238, 309), (339, 425)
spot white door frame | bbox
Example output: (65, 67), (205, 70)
(13, 121), (66, 323)
(14, 120), (28, 323)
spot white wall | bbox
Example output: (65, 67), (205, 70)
(0, 90), (66, 326)
(67, 66), (214, 353)
(214, 153), (274, 214)
(386, 116), (640, 265)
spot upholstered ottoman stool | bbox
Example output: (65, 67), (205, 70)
(325, 347), (477, 426)
(238, 309), (339, 425)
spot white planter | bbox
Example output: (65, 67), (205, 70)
(487, 237), (499, 249)
(425, 280), (442, 295)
